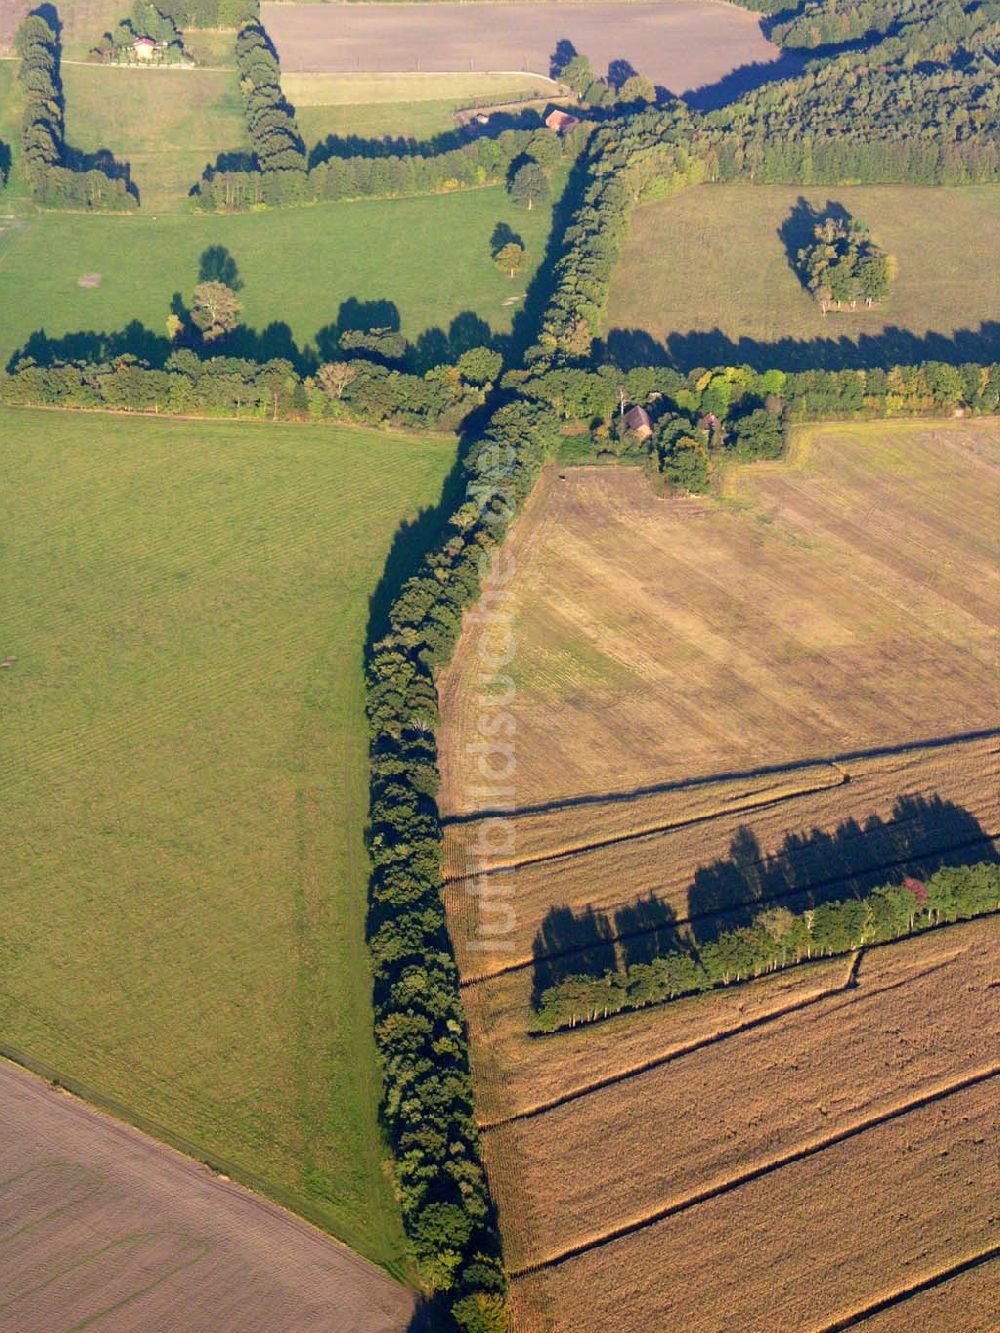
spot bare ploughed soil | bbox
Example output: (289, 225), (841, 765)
(436, 418), (1000, 1330)
(261, 1), (778, 94)
(0, 1059), (414, 1332)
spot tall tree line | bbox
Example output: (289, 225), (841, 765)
(532, 862), (1000, 1032)
(15, 11), (135, 210)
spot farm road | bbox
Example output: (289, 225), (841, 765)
(262, 1), (779, 93)
(0, 1059), (414, 1332)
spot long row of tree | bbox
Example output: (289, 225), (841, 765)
(0, 345), (505, 431)
(195, 114), (578, 211)
(531, 862), (1000, 1032)
(366, 397), (564, 1330)
(515, 357), (1000, 491)
(527, 108), (703, 365)
(16, 12), (135, 210)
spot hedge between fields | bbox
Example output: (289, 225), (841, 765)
(531, 863), (1000, 1033)
(192, 17), (581, 212)
(0, 348), (505, 432)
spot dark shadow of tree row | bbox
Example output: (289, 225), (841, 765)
(531, 793), (998, 1002)
(600, 319), (1000, 375)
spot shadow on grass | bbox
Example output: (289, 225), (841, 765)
(601, 320), (1000, 374)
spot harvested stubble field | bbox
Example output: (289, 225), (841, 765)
(261, 0), (778, 93)
(436, 417), (1000, 1329)
(605, 185), (1000, 371)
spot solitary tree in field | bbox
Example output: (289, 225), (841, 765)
(508, 159), (549, 211)
(191, 280), (241, 342)
(494, 241), (526, 278)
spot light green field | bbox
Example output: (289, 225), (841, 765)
(0, 183), (556, 366)
(62, 63), (250, 212)
(0, 405), (456, 1268)
(286, 71), (555, 145)
(606, 184), (1000, 370)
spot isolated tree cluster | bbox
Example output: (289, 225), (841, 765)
(797, 213), (894, 312)
(532, 862), (1000, 1031)
(91, 2), (187, 64)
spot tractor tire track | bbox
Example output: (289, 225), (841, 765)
(479, 948), (974, 1131)
(443, 768), (846, 885)
(442, 727), (1000, 827)
(508, 1065), (1000, 1277)
(813, 1241), (1000, 1331)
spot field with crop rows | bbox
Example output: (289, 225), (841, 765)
(437, 417), (1000, 1328)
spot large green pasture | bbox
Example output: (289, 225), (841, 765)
(606, 184), (1000, 369)
(0, 183), (555, 367)
(0, 406), (455, 1268)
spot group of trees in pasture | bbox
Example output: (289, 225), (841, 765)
(16, 12), (136, 210)
(366, 397), (564, 1329)
(795, 211), (894, 311)
(91, 2), (188, 64)
(531, 861), (1000, 1031)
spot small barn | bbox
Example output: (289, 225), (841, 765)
(133, 36), (157, 60)
(545, 108), (581, 136)
(624, 405), (653, 440)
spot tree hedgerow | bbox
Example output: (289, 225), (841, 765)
(15, 10), (136, 210)
(366, 397), (563, 1323)
(532, 862), (1000, 1032)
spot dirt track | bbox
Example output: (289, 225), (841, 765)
(261, 1), (778, 93)
(0, 1059), (414, 1332)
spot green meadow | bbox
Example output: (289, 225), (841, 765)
(0, 406), (456, 1268)
(607, 184), (1000, 368)
(0, 183), (556, 367)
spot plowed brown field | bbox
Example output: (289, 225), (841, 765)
(437, 418), (1000, 1330)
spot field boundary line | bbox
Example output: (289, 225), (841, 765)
(813, 1241), (1000, 1331)
(444, 769), (846, 884)
(479, 945), (978, 1129)
(442, 727), (1000, 827)
(459, 832), (1000, 985)
(508, 1065), (1000, 1277)
(479, 952), (863, 1130)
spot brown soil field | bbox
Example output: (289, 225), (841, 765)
(0, 1058), (414, 1331)
(510, 1067), (999, 1331)
(437, 418), (1000, 1330)
(261, 1), (778, 94)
